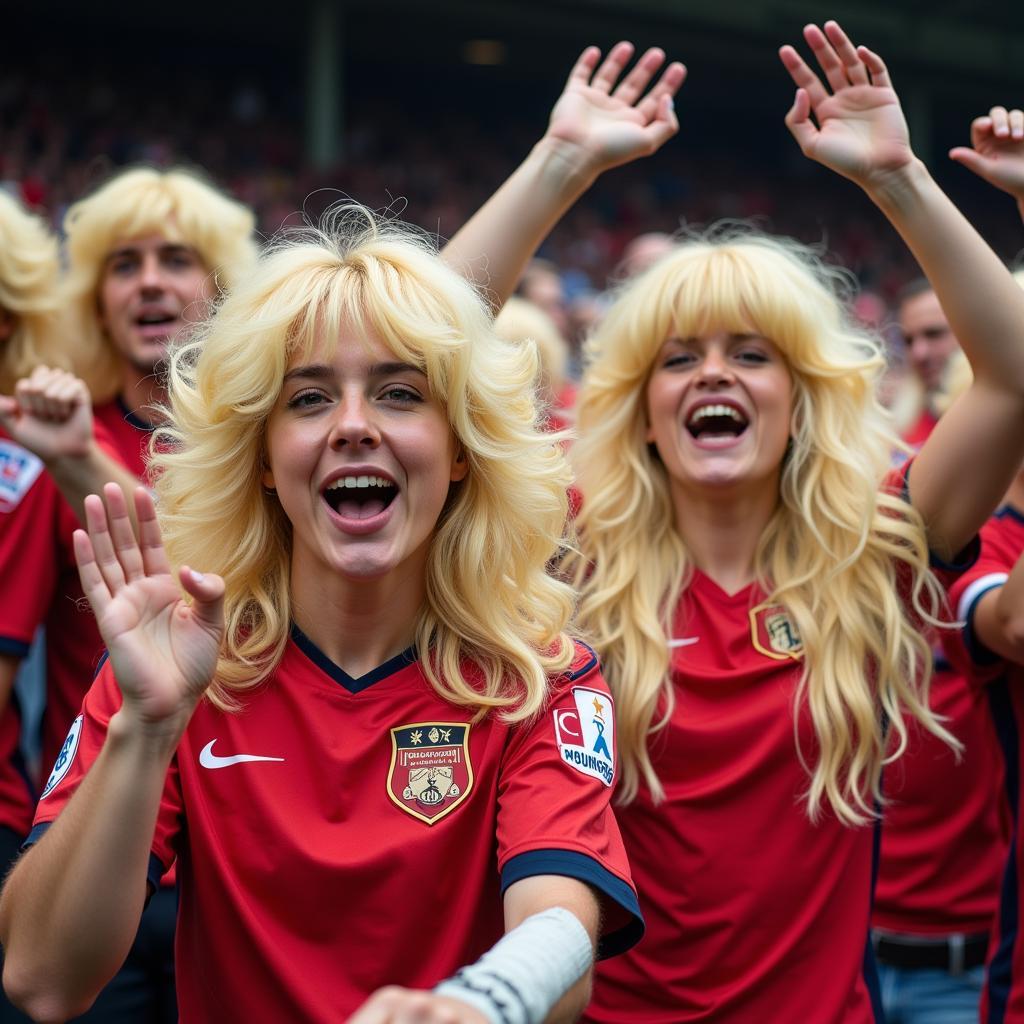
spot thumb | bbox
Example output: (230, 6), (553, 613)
(179, 566), (227, 635)
(784, 89), (817, 154)
(0, 395), (17, 420)
(949, 146), (998, 182)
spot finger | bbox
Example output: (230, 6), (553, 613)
(803, 23), (848, 94)
(970, 115), (994, 150)
(784, 88), (818, 154)
(134, 487), (172, 576)
(611, 46), (665, 105)
(635, 62), (687, 122)
(1010, 109), (1024, 141)
(949, 146), (999, 183)
(590, 40), (635, 93)
(103, 483), (145, 582)
(564, 45), (601, 88)
(991, 105), (1010, 138)
(778, 45), (830, 110)
(0, 395), (18, 421)
(178, 566), (226, 634)
(73, 528), (113, 619)
(641, 93), (680, 150)
(83, 492), (128, 593)
(823, 20), (869, 85)
(856, 45), (892, 90)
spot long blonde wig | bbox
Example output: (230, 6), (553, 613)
(152, 207), (575, 716)
(0, 192), (66, 392)
(568, 229), (953, 825)
(62, 167), (258, 401)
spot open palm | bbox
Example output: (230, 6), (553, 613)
(75, 484), (224, 731)
(545, 42), (686, 173)
(950, 107), (1024, 199)
(780, 22), (915, 188)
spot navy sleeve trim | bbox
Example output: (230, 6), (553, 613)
(0, 636), (30, 658)
(22, 823), (167, 902)
(930, 533), (980, 574)
(964, 582), (1006, 668)
(500, 848), (644, 960)
(93, 651), (109, 679)
(565, 642), (599, 682)
(21, 821), (50, 852)
(901, 460), (981, 573)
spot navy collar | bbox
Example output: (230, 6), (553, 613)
(116, 394), (156, 433)
(290, 623), (418, 694)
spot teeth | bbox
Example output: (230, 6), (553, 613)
(689, 404), (746, 426)
(325, 475), (392, 491)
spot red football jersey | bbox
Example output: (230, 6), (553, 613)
(902, 408), (939, 451)
(588, 463), (975, 1023)
(33, 634), (642, 1022)
(872, 654), (1008, 936)
(92, 398), (152, 480)
(943, 505), (1024, 1024)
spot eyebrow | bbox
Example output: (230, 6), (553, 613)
(282, 361), (425, 383)
(105, 243), (197, 263)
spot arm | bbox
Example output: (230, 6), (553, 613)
(971, 542), (1024, 663)
(346, 876), (599, 1024)
(441, 43), (685, 309)
(0, 485), (223, 1022)
(949, 105), (1024, 223)
(0, 367), (142, 527)
(780, 23), (1024, 559)
(0, 656), (18, 719)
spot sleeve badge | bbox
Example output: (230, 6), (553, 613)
(553, 687), (615, 786)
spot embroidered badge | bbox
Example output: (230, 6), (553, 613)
(750, 604), (803, 661)
(40, 715), (84, 799)
(0, 440), (43, 512)
(387, 722), (473, 825)
(553, 687), (615, 786)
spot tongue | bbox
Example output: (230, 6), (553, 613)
(338, 496), (387, 520)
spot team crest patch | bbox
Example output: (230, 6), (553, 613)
(750, 604), (803, 661)
(0, 440), (43, 512)
(40, 715), (83, 800)
(387, 723), (473, 825)
(554, 687), (615, 787)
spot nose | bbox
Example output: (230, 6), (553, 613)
(696, 347), (734, 387)
(328, 391), (381, 449)
(139, 253), (165, 293)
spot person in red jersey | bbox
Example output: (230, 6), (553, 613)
(0, 168), (257, 1024)
(553, 23), (1024, 1023)
(0, 208), (643, 1024)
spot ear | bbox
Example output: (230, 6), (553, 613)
(450, 446), (469, 483)
(262, 463), (276, 490)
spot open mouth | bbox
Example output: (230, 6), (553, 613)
(136, 312), (178, 328)
(686, 403), (749, 441)
(322, 475), (399, 520)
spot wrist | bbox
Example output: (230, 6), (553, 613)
(43, 434), (99, 470)
(862, 157), (933, 212)
(530, 136), (602, 196)
(108, 704), (193, 760)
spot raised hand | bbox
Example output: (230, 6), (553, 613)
(345, 987), (489, 1024)
(545, 42), (686, 175)
(950, 106), (1024, 205)
(74, 483), (224, 736)
(0, 366), (94, 464)
(779, 22), (914, 189)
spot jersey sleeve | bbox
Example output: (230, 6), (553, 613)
(496, 641), (643, 959)
(28, 658), (183, 889)
(943, 514), (1023, 679)
(0, 453), (60, 658)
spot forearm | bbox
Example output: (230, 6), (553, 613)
(441, 138), (598, 311)
(974, 548), (1024, 660)
(47, 442), (142, 529)
(868, 160), (1024, 391)
(0, 656), (18, 717)
(0, 711), (177, 1021)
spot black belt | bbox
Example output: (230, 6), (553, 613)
(872, 931), (988, 974)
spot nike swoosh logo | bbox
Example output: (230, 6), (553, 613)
(668, 636), (700, 648)
(199, 739), (285, 769)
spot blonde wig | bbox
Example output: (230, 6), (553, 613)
(62, 167), (258, 401)
(568, 229), (953, 825)
(0, 192), (66, 392)
(493, 296), (570, 416)
(152, 207), (576, 716)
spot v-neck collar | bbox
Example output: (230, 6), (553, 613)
(289, 623), (418, 694)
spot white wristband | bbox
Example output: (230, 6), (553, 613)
(434, 906), (593, 1024)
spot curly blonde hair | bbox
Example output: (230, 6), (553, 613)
(0, 192), (66, 392)
(152, 207), (576, 715)
(567, 229), (954, 825)
(61, 167), (258, 401)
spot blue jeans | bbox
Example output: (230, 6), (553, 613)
(877, 962), (985, 1024)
